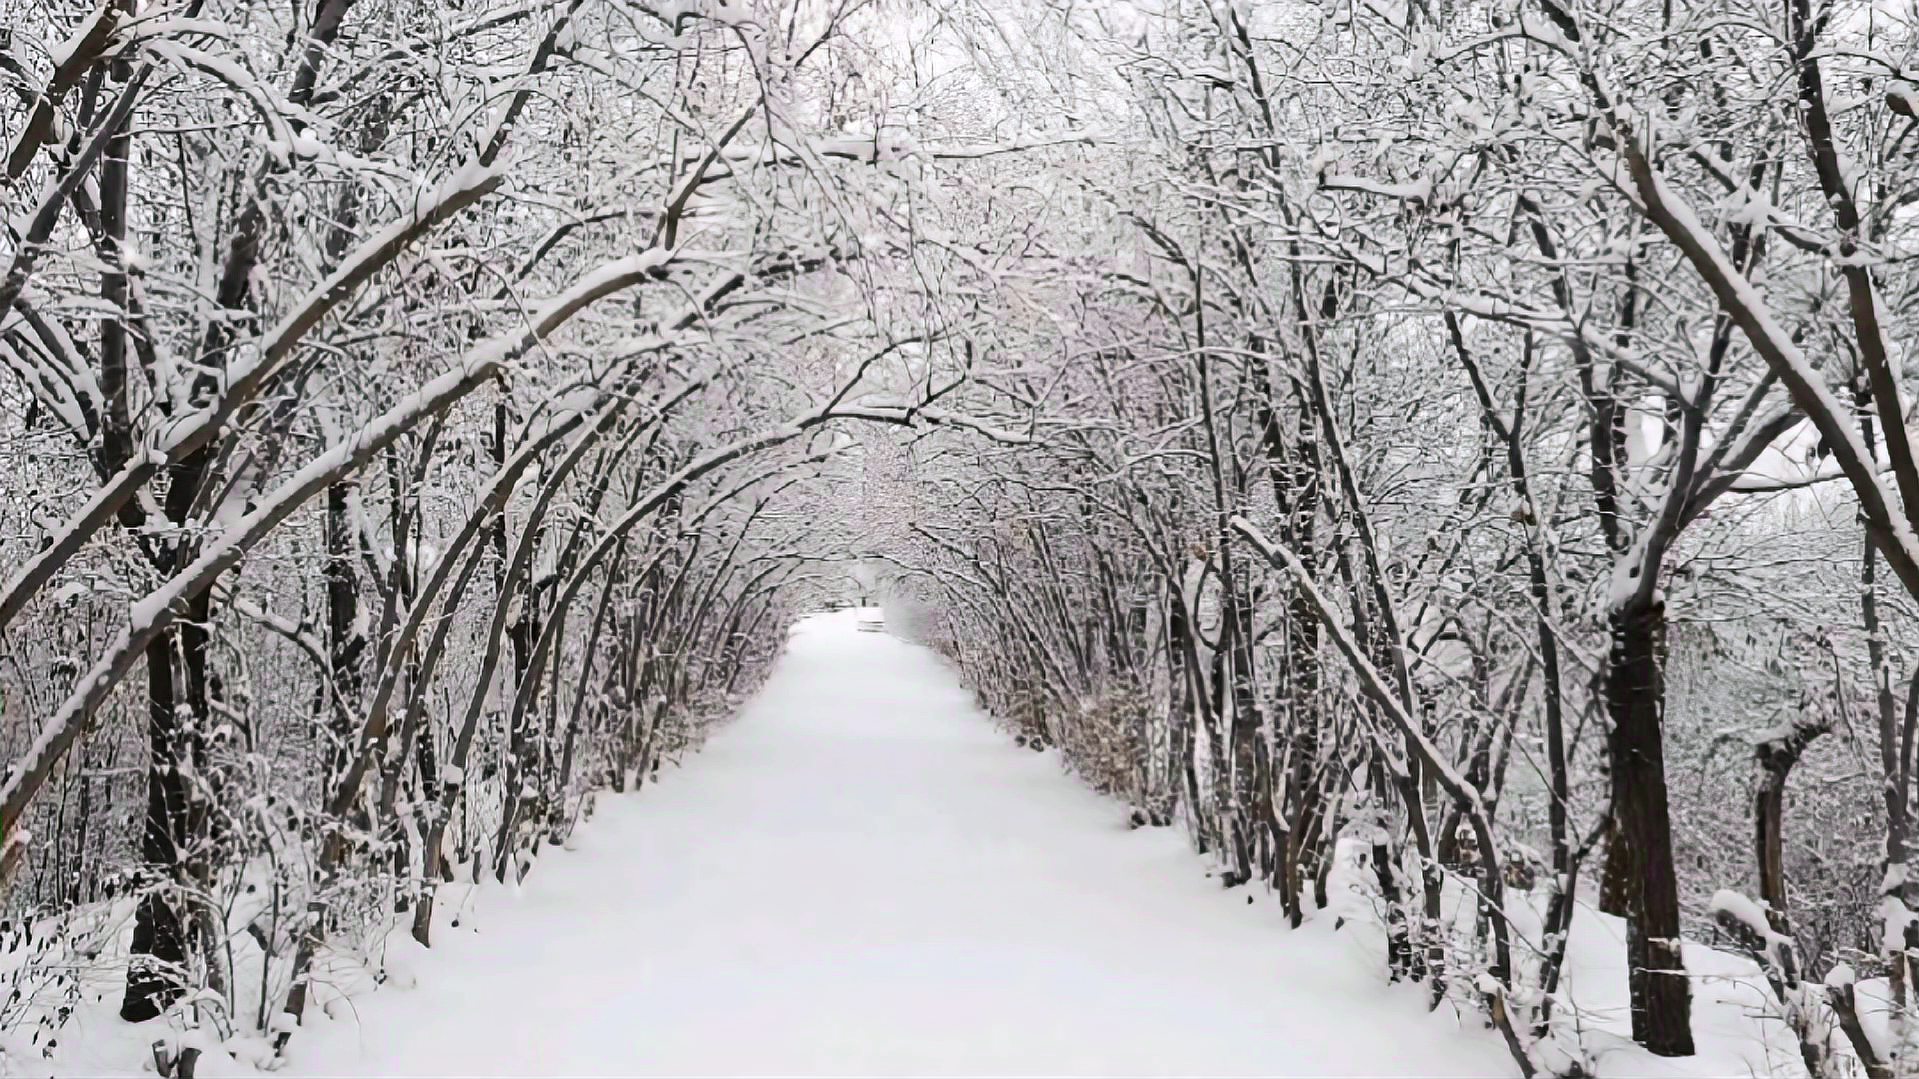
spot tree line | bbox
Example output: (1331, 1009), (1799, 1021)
(0, 0), (974, 1068)
(875, 2), (1919, 1076)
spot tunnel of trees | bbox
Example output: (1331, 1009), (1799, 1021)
(3, 0), (1919, 1075)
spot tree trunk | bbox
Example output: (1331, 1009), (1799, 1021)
(121, 635), (189, 1022)
(324, 480), (365, 785)
(1604, 600), (1694, 1056)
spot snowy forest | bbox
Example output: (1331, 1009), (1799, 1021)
(3, 0), (1919, 1075)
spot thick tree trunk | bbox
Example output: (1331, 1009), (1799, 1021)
(1165, 591), (1206, 852)
(1253, 336), (1322, 923)
(1226, 699), (1261, 887)
(1276, 557), (1323, 924)
(324, 480), (365, 784)
(1365, 755), (1414, 981)
(1754, 742), (1798, 931)
(121, 636), (189, 1022)
(1604, 600), (1693, 1056)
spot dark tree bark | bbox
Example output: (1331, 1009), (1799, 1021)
(1604, 600), (1694, 1056)
(324, 480), (366, 783)
(121, 637), (189, 1022)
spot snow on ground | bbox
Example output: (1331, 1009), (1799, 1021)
(272, 609), (1514, 1077)
(8, 609), (1818, 1077)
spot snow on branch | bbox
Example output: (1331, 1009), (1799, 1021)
(4, 0), (124, 180)
(0, 245), (682, 835)
(0, 163), (503, 641)
(1616, 132), (1919, 600)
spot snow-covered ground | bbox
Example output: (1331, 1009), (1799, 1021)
(271, 609), (1512, 1077)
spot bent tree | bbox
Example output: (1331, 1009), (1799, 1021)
(0, 0), (979, 1055)
(859, 2), (1919, 1075)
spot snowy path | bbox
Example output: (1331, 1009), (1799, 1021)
(292, 611), (1511, 1077)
